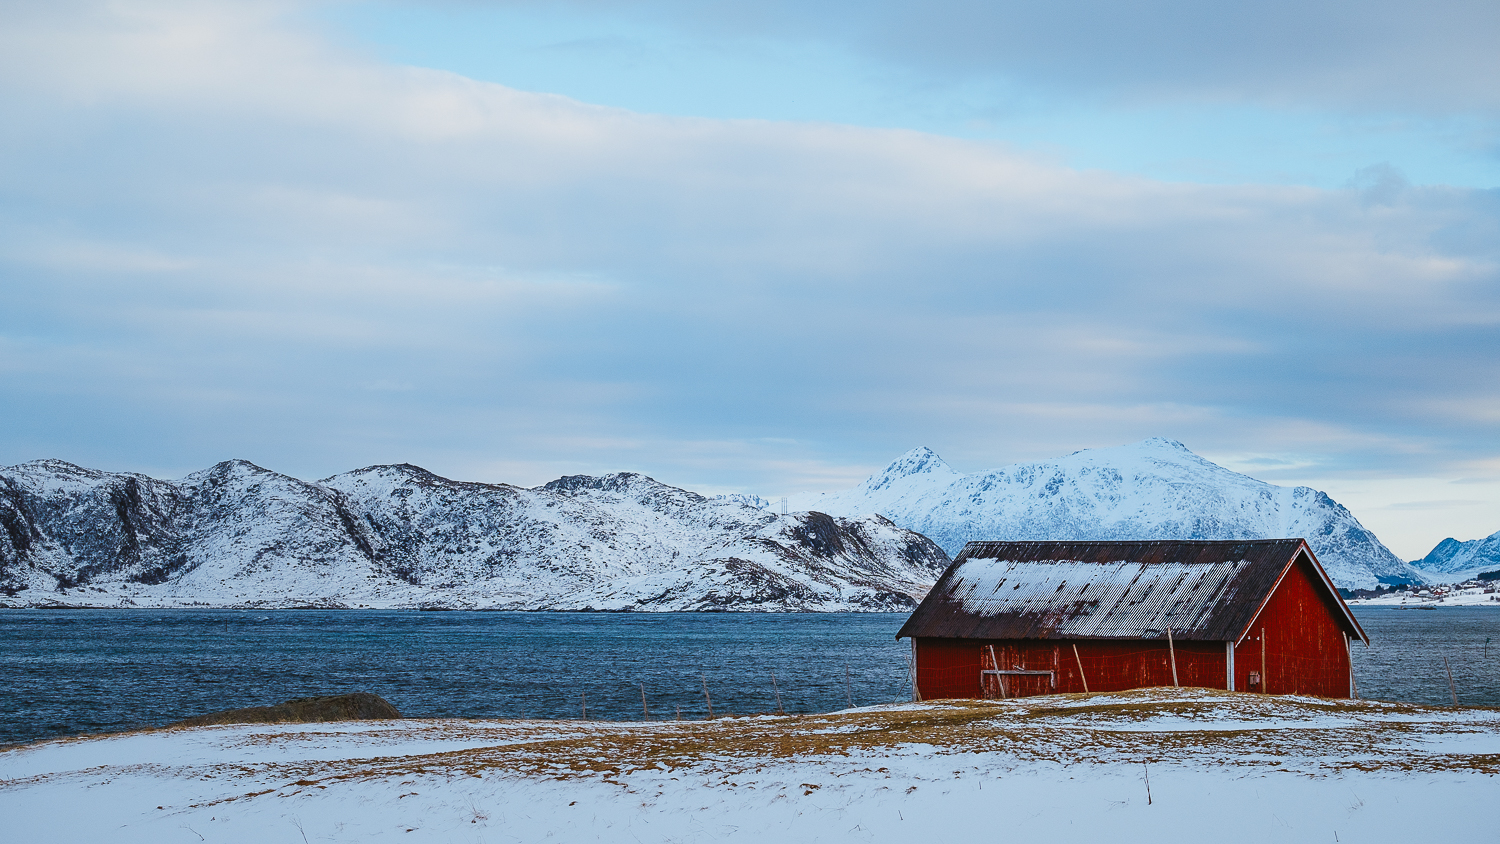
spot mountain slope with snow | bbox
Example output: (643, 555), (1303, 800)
(784, 438), (1420, 590)
(0, 460), (949, 610)
(1411, 530), (1500, 581)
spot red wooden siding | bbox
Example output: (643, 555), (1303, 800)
(1231, 554), (1352, 697)
(916, 638), (1228, 700)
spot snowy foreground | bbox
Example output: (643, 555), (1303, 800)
(4, 689), (1498, 843)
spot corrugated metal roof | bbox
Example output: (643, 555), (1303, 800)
(897, 539), (1366, 643)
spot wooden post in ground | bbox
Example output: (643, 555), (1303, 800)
(844, 664), (855, 709)
(1445, 655), (1458, 705)
(1345, 633), (1358, 700)
(701, 671), (714, 718)
(771, 669), (784, 715)
(1167, 627), (1179, 687)
(1072, 643), (1089, 693)
(910, 638), (921, 702)
(988, 645), (1007, 698)
(1261, 627), (1267, 693)
(641, 682), (649, 719)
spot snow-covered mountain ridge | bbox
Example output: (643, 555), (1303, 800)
(782, 438), (1423, 590)
(1412, 530), (1500, 581)
(0, 459), (949, 610)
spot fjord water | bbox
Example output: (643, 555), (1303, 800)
(1, 607), (1497, 746)
(0, 611), (914, 745)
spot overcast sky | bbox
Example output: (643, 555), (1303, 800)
(1, 0), (1497, 559)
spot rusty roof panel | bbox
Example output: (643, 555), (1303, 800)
(897, 539), (1329, 642)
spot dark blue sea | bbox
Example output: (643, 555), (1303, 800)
(1, 607), (1496, 746)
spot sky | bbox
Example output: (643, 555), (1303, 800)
(0, 0), (1497, 560)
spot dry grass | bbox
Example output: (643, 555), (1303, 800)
(10, 688), (1498, 810)
(173, 688), (1500, 795)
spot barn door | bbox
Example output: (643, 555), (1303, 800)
(981, 644), (1057, 699)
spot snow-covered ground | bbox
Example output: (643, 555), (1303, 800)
(4, 688), (1496, 843)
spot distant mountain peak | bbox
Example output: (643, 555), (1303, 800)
(1413, 529), (1500, 579)
(541, 471), (653, 494)
(867, 447), (958, 485)
(203, 458), (275, 476)
(788, 439), (1419, 590)
(1067, 438), (1197, 462)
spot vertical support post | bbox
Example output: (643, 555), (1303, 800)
(1260, 627), (1267, 694)
(701, 670), (714, 718)
(1345, 633), (1358, 700)
(1072, 643), (1089, 693)
(1167, 627), (1179, 687)
(988, 645), (1006, 698)
(1226, 641), (1235, 691)
(641, 682), (649, 719)
(910, 638), (922, 702)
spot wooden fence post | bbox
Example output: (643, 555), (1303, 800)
(910, 638), (921, 702)
(1345, 633), (1358, 700)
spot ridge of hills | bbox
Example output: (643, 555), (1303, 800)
(0, 458), (948, 610)
(1412, 530), (1500, 581)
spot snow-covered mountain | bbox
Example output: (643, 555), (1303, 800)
(1411, 530), (1500, 581)
(783, 438), (1422, 590)
(0, 459), (949, 610)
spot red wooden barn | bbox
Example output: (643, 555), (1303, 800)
(897, 539), (1369, 700)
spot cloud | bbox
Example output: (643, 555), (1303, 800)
(0, 0), (1497, 551)
(425, 0), (1500, 112)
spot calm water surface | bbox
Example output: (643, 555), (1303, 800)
(0, 610), (913, 745)
(1348, 606), (1500, 707)
(1, 606), (1496, 746)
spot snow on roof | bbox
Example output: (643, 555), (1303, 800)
(897, 539), (1366, 643)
